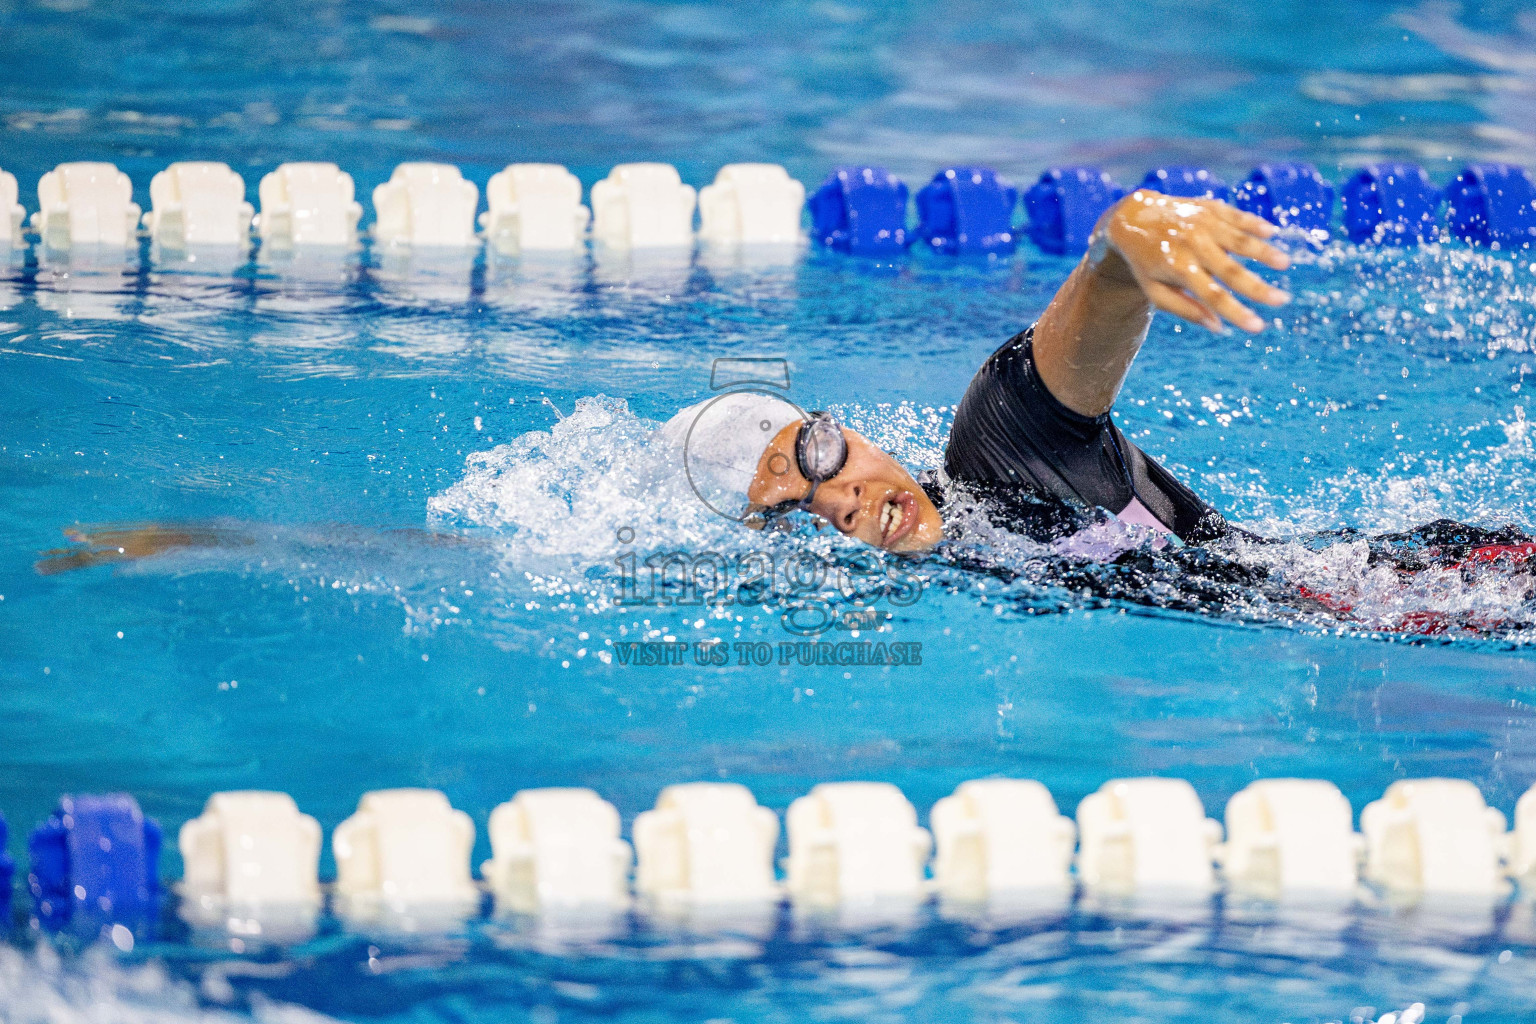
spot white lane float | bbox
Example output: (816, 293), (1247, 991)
(784, 782), (931, 906)
(180, 790), (322, 905)
(1512, 783), (1536, 884)
(0, 168), (23, 248)
(372, 162), (479, 248)
(1076, 777), (1223, 891)
(931, 778), (1075, 901)
(255, 162), (363, 248)
(144, 162), (254, 249)
(481, 163), (590, 252)
(32, 162), (141, 249)
(332, 788), (479, 919)
(590, 162), (696, 248)
(698, 163), (805, 245)
(178, 791), (322, 938)
(1361, 778), (1508, 896)
(47, 772), (1536, 937)
(634, 782), (779, 905)
(1219, 779), (1363, 896)
(482, 788), (632, 913)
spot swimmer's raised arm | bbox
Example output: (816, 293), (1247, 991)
(1032, 190), (1292, 417)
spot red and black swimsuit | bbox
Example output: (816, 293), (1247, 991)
(933, 328), (1533, 637)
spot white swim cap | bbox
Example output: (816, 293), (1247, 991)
(660, 392), (804, 518)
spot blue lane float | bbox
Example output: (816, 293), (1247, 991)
(1341, 163), (1441, 245)
(913, 166), (1018, 255)
(0, 813), (12, 925)
(28, 793), (161, 928)
(1024, 166), (1125, 255)
(1233, 162), (1335, 235)
(807, 165), (910, 256)
(1140, 166), (1229, 201)
(1445, 163), (1536, 249)
(12, 155), (1536, 261)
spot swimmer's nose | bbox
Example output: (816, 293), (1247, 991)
(825, 482), (862, 535)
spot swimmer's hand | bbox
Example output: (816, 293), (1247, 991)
(1031, 189), (1293, 416)
(1093, 189), (1292, 334)
(34, 523), (248, 575)
(34, 522), (472, 575)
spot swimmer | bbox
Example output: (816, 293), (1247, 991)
(668, 189), (1290, 551)
(49, 189), (1286, 572)
(659, 191), (1534, 639)
(36, 190), (1536, 639)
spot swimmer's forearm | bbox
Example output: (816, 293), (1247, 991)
(1033, 248), (1154, 416)
(34, 521), (480, 575)
(1030, 191), (1291, 418)
(34, 522), (254, 574)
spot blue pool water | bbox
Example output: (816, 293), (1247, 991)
(4, 0), (1536, 1021)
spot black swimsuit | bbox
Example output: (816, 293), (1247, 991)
(939, 327), (1230, 544)
(930, 328), (1536, 638)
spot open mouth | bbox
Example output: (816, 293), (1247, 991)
(879, 491), (918, 547)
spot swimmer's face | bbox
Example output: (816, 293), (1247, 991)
(747, 423), (943, 552)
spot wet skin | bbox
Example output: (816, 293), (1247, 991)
(746, 423), (945, 553)
(1035, 191), (1291, 417)
(746, 190), (1292, 553)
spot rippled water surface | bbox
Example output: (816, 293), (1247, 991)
(3, 1), (1536, 1022)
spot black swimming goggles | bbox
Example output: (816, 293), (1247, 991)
(753, 411), (848, 523)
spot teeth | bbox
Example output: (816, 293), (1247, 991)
(882, 500), (903, 536)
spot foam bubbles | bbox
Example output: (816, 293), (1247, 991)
(428, 396), (769, 563)
(1226, 407), (1535, 536)
(422, 388), (1536, 643)
(0, 943), (339, 1024)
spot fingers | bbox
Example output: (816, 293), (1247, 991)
(1144, 280), (1222, 333)
(35, 548), (122, 575)
(1188, 263), (1266, 332)
(1198, 237), (1290, 307)
(1114, 196), (1294, 333)
(1207, 200), (1281, 240)
(1213, 221), (1291, 271)
(1163, 258), (1266, 333)
(1201, 201), (1291, 269)
(1169, 206), (1292, 331)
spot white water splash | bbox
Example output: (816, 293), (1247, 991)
(0, 944), (338, 1024)
(1225, 407), (1535, 536)
(418, 388), (1536, 639)
(1232, 531), (1534, 637)
(427, 395), (761, 564)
